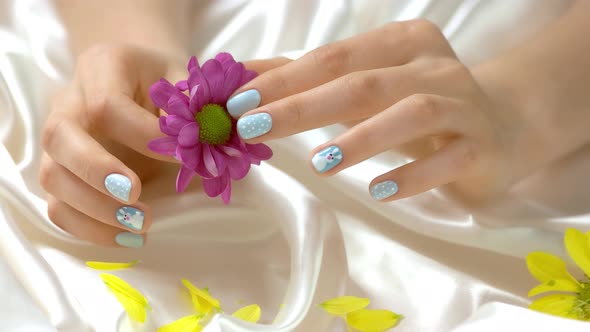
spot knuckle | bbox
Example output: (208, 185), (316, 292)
(38, 159), (56, 192)
(454, 143), (479, 171)
(404, 19), (441, 38)
(46, 199), (61, 225)
(40, 115), (63, 151)
(84, 92), (110, 127)
(341, 72), (381, 115)
(308, 44), (350, 76)
(282, 97), (306, 124)
(408, 94), (442, 122)
(262, 70), (290, 94)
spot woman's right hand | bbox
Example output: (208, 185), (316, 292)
(39, 44), (185, 248)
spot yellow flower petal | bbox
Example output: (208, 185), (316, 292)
(319, 296), (370, 316)
(528, 279), (580, 297)
(86, 260), (139, 270)
(346, 309), (402, 332)
(526, 252), (577, 284)
(182, 279), (221, 314)
(100, 273), (151, 323)
(232, 304), (261, 323)
(157, 315), (203, 332)
(529, 294), (577, 319)
(565, 228), (590, 277)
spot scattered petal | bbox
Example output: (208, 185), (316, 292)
(158, 315), (203, 332)
(346, 309), (402, 332)
(232, 304), (261, 323)
(319, 296), (370, 316)
(86, 260), (139, 271)
(100, 273), (151, 323)
(182, 279), (221, 314)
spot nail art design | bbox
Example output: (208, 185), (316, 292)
(116, 207), (144, 231)
(227, 89), (261, 118)
(105, 173), (131, 202)
(237, 112), (272, 139)
(312, 146), (343, 173)
(115, 232), (144, 248)
(370, 180), (398, 200)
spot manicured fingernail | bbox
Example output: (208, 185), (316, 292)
(370, 180), (398, 200)
(105, 173), (131, 202)
(116, 207), (144, 231)
(227, 89), (261, 118)
(115, 232), (144, 248)
(237, 112), (272, 139)
(312, 146), (343, 173)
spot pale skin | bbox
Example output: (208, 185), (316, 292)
(40, 0), (590, 246)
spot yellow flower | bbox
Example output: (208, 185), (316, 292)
(232, 304), (262, 323)
(346, 309), (403, 332)
(526, 228), (590, 320)
(319, 296), (370, 316)
(86, 260), (139, 270)
(319, 296), (402, 331)
(100, 273), (151, 323)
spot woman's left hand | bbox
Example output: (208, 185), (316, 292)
(227, 20), (518, 202)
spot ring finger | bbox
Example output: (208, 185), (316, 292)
(40, 155), (152, 233)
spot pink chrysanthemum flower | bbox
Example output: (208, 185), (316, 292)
(148, 53), (272, 204)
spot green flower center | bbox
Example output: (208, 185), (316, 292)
(195, 104), (232, 145)
(573, 281), (590, 320)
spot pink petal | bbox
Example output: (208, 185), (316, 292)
(187, 56), (199, 72)
(221, 180), (231, 204)
(201, 59), (224, 103)
(240, 70), (258, 86)
(176, 165), (196, 192)
(177, 145), (201, 169)
(159, 115), (190, 136)
(175, 80), (188, 91)
(167, 94), (193, 121)
(221, 62), (244, 101)
(202, 144), (219, 177)
(148, 136), (178, 156)
(178, 122), (200, 147)
(227, 154), (251, 180)
(215, 53), (236, 72)
(202, 174), (228, 197)
(219, 144), (243, 158)
(189, 85), (206, 114)
(188, 67), (210, 103)
(247, 143), (273, 161)
(149, 78), (178, 109)
(211, 147), (228, 175)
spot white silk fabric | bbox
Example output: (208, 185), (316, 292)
(1, 0), (589, 331)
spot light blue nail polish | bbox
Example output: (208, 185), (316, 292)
(116, 207), (144, 231)
(227, 89), (261, 118)
(105, 173), (131, 202)
(237, 113), (272, 139)
(115, 232), (144, 248)
(312, 146), (343, 173)
(370, 180), (398, 200)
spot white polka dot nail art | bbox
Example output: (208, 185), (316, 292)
(105, 173), (132, 202)
(370, 180), (398, 201)
(237, 113), (272, 139)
